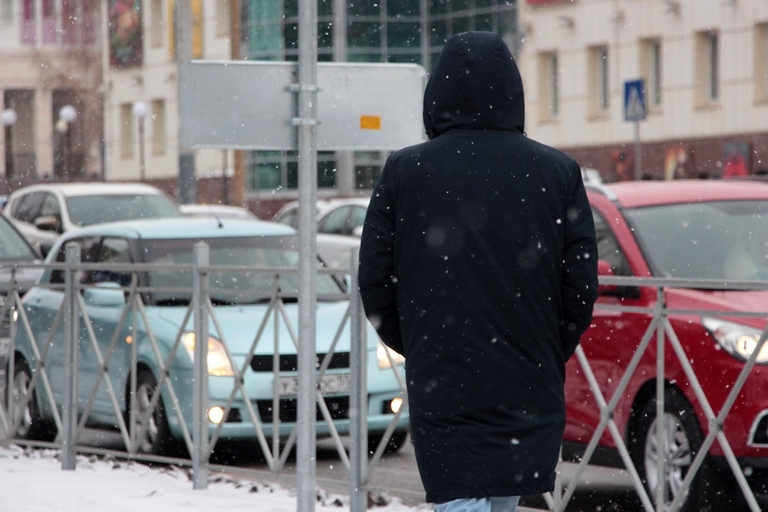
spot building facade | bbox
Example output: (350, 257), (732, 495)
(518, 0), (768, 181)
(0, 0), (103, 189)
(3, 0), (519, 215)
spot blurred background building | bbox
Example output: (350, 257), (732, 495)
(518, 0), (768, 181)
(0, 0), (102, 185)
(1, 0), (519, 215)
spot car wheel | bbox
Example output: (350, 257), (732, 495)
(131, 369), (174, 456)
(368, 430), (408, 455)
(10, 358), (56, 441)
(629, 389), (726, 512)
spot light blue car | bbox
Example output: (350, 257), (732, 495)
(10, 218), (409, 455)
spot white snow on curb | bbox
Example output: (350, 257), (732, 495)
(0, 445), (427, 512)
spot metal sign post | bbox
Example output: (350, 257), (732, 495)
(297, 0), (318, 510)
(624, 79), (647, 181)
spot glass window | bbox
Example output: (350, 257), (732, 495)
(695, 31), (719, 104)
(349, 22), (381, 48)
(387, 0), (420, 17)
(349, 0), (380, 17)
(538, 52), (559, 118)
(388, 22), (421, 48)
(150, 0), (164, 47)
(588, 45), (609, 114)
(91, 237), (133, 286)
(39, 193), (61, 218)
(592, 210), (631, 276)
(625, 201), (768, 281)
(120, 103), (133, 159)
(152, 99), (166, 155)
(49, 236), (101, 285)
(66, 194), (181, 227)
(319, 206), (351, 235)
(348, 206), (368, 234)
(143, 236), (341, 305)
(0, 216), (37, 261)
(452, 16), (470, 35)
(430, 21), (447, 46)
(13, 192), (44, 224)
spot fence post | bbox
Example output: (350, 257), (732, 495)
(192, 243), (210, 489)
(655, 286), (665, 511)
(349, 249), (368, 512)
(62, 242), (80, 470)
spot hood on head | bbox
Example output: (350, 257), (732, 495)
(423, 31), (525, 139)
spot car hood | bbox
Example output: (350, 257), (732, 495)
(666, 288), (768, 329)
(154, 300), (377, 356)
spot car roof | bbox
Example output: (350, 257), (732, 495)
(58, 217), (296, 242)
(273, 196), (370, 221)
(590, 180), (768, 209)
(8, 182), (168, 198)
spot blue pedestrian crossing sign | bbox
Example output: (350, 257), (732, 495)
(624, 79), (646, 122)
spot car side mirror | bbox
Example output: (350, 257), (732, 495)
(34, 214), (62, 234)
(84, 282), (126, 307)
(597, 260), (618, 295)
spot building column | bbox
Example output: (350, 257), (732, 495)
(34, 88), (54, 177)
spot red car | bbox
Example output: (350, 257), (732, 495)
(565, 180), (768, 512)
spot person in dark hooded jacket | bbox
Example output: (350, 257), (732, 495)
(358, 32), (598, 510)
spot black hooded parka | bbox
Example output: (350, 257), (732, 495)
(358, 32), (598, 503)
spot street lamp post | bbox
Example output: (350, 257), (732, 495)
(1, 108), (17, 179)
(132, 101), (148, 181)
(57, 105), (77, 180)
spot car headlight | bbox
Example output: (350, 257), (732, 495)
(377, 343), (405, 370)
(182, 332), (235, 376)
(702, 317), (768, 364)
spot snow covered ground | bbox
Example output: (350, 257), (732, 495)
(0, 444), (428, 512)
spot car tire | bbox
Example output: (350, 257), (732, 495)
(368, 430), (408, 455)
(629, 389), (728, 512)
(9, 357), (56, 441)
(130, 369), (175, 456)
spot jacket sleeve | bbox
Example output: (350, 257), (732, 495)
(560, 164), (599, 360)
(358, 159), (404, 355)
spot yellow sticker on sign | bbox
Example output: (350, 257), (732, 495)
(360, 115), (381, 130)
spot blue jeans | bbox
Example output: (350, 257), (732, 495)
(434, 497), (519, 512)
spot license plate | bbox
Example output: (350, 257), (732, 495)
(276, 373), (351, 396)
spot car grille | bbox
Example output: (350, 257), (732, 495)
(250, 352), (350, 372)
(255, 396), (350, 423)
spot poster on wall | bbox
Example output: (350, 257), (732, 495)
(109, 0), (143, 68)
(722, 142), (750, 178)
(664, 146), (688, 180)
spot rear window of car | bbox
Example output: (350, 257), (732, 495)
(66, 194), (181, 226)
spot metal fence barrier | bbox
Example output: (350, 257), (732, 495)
(544, 275), (767, 512)
(1, 258), (766, 512)
(0, 244), (408, 512)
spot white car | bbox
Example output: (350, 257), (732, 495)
(273, 197), (370, 237)
(3, 182), (181, 254)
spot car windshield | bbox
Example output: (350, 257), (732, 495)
(142, 235), (342, 305)
(0, 216), (37, 261)
(67, 194), (181, 226)
(625, 200), (768, 281)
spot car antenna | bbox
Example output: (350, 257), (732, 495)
(206, 203), (224, 228)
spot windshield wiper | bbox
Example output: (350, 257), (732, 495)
(153, 297), (191, 306)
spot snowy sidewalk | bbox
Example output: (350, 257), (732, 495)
(0, 444), (426, 512)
